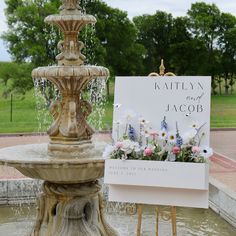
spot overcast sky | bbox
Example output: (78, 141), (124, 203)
(0, 0), (236, 61)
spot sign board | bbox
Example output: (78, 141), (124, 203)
(112, 76), (211, 145)
(105, 76), (211, 208)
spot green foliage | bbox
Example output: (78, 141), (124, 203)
(2, 0), (61, 66)
(133, 11), (174, 74)
(0, 62), (33, 97)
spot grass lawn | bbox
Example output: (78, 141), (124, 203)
(0, 92), (37, 133)
(0, 81), (236, 133)
(211, 95), (236, 128)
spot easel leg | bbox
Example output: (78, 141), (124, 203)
(171, 206), (177, 236)
(155, 207), (159, 236)
(137, 204), (143, 236)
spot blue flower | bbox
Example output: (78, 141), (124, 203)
(128, 125), (136, 141)
(161, 116), (168, 131)
(176, 135), (183, 147)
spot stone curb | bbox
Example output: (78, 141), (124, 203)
(0, 179), (41, 205)
(209, 177), (236, 228)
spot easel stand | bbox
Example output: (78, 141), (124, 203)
(136, 59), (177, 236)
(136, 205), (177, 236)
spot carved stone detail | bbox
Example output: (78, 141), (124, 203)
(31, 181), (118, 236)
(56, 38), (86, 66)
(48, 95), (94, 143)
(60, 0), (81, 11)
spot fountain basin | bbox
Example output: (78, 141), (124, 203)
(0, 143), (106, 184)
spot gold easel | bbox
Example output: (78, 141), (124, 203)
(136, 59), (177, 236)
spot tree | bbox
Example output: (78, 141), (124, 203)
(168, 16), (209, 75)
(82, 0), (146, 76)
(0, 62), (15, 86)
(218, 13), (236, 95)
(187, 2), (221, 93)
(2, 0), (61, 66)
(133, 11), (173, 75)
(0, 62), (33, 97)
(170, 39), (209, 76)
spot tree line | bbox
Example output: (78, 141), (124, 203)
(1, 0), (236, 95)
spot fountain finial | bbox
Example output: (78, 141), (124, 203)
(159, 59), (165, 76)
(60, 0), (81, 12)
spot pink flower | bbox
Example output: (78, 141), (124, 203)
(172, 146), (181, 154)
(192, 146), (200, 153)
(144, 148), (153, 156)
(116, 142), (123, 149)
(150, 131), (158, 137)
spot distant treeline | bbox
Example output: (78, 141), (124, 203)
(1, 0), (236, 95)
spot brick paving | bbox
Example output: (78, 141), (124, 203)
(0, 131), (235, 193)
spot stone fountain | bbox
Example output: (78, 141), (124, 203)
(0, 0), (118, 235)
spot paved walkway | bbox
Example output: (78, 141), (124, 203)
(210, 131), (236, 161)
(0, 131), (235, 192)
(210, 131), (236, 192)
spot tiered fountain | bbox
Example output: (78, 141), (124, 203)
(0, 0), (118, 235)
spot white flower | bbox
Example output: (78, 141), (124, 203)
(141, 126), (152, 138)
(138, 117), (150, 126)
(159, 130), (168, 140)
(122, 109), (137, 122)
(102, 145), (115, 159)
(121, 153), (128, 160)
(120, 139), (139, 154)
(133, 144), (141, 153)
(182, 129), (197, 144)
(190, 122), (200, 129)
(200, 146), (213, 159)
(166, 153), (176, 162)
(167, 132), (176, 144)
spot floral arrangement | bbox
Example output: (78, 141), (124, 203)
(103, 109), (213, 163)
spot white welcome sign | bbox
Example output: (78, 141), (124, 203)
(104, 76), (211, 208)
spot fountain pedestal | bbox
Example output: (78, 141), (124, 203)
(32, 181), (116, 236)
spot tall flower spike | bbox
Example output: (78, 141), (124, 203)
(176, 122), (183, 147)
(161, 116), (168, 131)
(128, 124), (136, 141)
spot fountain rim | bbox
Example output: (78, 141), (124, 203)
(32, 65), (110, 78)
(0, 143), (105, 167)
(45, 14), (97, 24)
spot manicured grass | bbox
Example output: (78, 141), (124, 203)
(1, 82), (236, 133)
(211, 95), (236, 128)
(0, 86), (51, 133)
